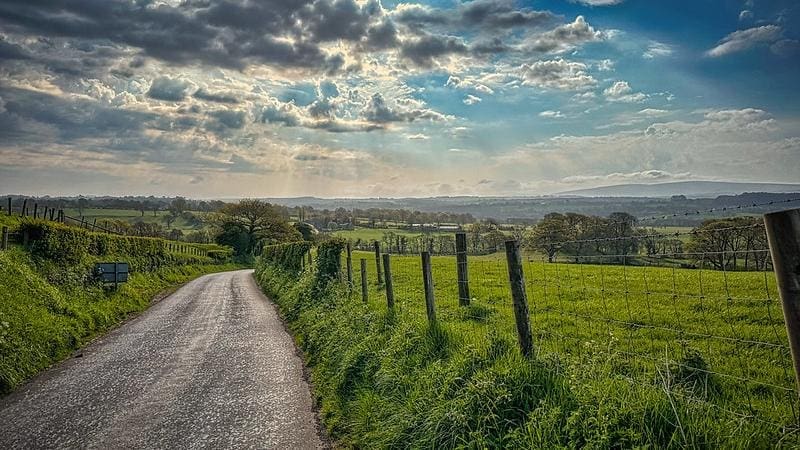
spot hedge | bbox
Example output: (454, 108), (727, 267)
(316, 238), (346, 283)
(16, 220), (231, 275)
(261, 241), (313, 273)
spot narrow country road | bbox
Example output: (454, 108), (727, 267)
(0, 270), (325, 449)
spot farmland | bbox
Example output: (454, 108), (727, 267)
(256, 243), (797, 447)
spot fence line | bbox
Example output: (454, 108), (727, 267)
(326, 207), (800, 436)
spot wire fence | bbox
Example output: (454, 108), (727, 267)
(336, 204), (800, 438)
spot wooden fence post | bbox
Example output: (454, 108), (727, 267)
(764, 208), (800, 396)
(20, 199), (27, 217)
(421, 251), (436, 322)
(505, 240), (534, 357)
(382, 253), (394, 309)
(6, 197), (10, 216)
(456, 232), (470, 306)
(1, 226), (8, 250)
(346, 242), (353, 289)
(374, 241), (383, 285)
(33, 203), (38, 219)
(360, 258), (368, 303)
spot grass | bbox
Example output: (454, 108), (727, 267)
(0, 214), (242, 392)
(0, 247), (243, 393)
(256, 250), (799, 448)
(63, 208), (209, 231)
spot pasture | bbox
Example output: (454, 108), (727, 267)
(345, 249), (796, 433)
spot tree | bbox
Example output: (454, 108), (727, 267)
(170, 197), (188, 215)
(162, 212), (177, 229)
(77, 197), (89, 216)
(212, 199), (301, 255)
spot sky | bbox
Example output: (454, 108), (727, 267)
(0, 0), (798, 198)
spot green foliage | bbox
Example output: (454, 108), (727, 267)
(0, 248), (241, 393)
(14, 220), (231, 285)
(261, 241), (313, 273)
(316, 238), (346, 283)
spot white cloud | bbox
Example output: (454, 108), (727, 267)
(463, 94), (482, 105)
(572, 0), (625, 5)
(603, 80), (646, 102)
(643, 41), (673, 59)
(596, 59), (615, 71)
(706, 25), (782, 57)
(406, 133), (429, 140)
(739, 10), (753, 21)
(539, 110), (565, 118)
(562, 170), (691, 184)
(519, 58), (596, 91)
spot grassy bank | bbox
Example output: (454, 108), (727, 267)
(255, 255), (796, 448)
(0, 216), (241, 393)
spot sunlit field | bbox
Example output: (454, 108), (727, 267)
(345, 250), (795, 432)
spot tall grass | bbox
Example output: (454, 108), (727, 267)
(256, 252), (798, 448)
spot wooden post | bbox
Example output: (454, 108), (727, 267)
(6, 197), (10, 216)
(50, 209), (55, 221)
(20, 199), (27, 217)
(346, 242), (353, 288)
(33, 203), (38, 219)
(421, 251), (436, 322)
(382, 253), (394, 309)
(1, 226), (8, 250)
(455, 232), (470, 306)
(764, 208), (800, 396)
(505, 240), (534, 357)
(360, 258), (368, 303)
(374, 241), (383, 285)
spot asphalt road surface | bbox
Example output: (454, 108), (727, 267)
(0, 269), (326, 449)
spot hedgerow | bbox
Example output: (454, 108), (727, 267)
(261, 241), (313, 273)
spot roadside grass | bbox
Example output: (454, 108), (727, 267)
(256, 251), (798, 448)
(0, 247), (242, 393)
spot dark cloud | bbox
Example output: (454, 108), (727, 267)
(394, 0), (555, 32)
(194, 88), (240, 104)
(361, 93), (448, 123)
(0, 39), (30, 60)
(209, 109), (246, 129)
(400, 34), (468, 67)
(147, 77), (195, 101)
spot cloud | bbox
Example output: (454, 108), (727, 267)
(571, 0), (625, 5)
(406, 133), (429, 140)
(603, 81), (646, 103)
(193, 89), (240, 104)
(494, 108), (798, 188)
(706, 25), (782, 57)
(147, 77), (195, 101)
(596, 59), (614, 71)
(539, 110), (565, 118)
(519, 59), (596, 91)
(393, 0), (555, 32)
(643, 41), (673, 59)
(400, 33), (468, 67)
(362, 93), (449, 124)
(739, 10), (753, 21)
(561, 170), (690, 184)
(445, 76), (495, 95)
(523, 16), (604, 54)
(463, 94), (482, 105)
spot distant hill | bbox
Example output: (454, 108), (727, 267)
(558, 181), (800, 198)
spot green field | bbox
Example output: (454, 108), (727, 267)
(62, 208), (209, 231)
(331, 226), (452, 242)
(343, 250), (795, 438)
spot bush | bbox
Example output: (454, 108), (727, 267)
(316, 238), (346, 283)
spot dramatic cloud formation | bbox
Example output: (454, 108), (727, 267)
(0, 0), (798, 197)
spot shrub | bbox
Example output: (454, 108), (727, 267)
(316, 238), (346, 283)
